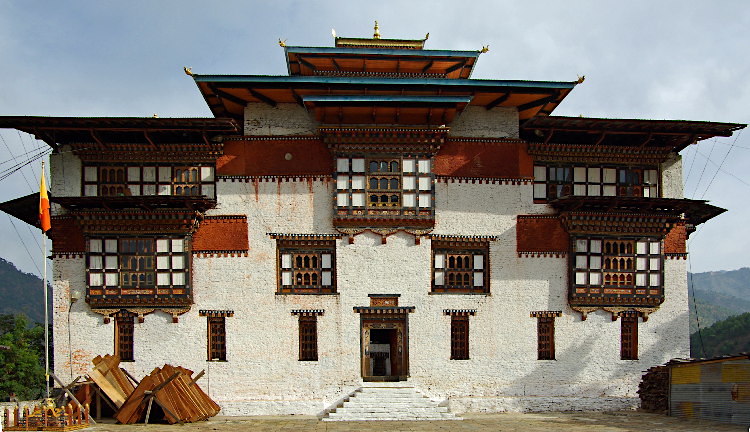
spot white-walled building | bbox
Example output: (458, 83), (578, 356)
(0, 29), (744, 416)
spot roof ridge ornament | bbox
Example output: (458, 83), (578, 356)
(183, 66), (194, 77)
(479, 45), (489, 54)
(278, 38), (287, 47)
(576, 75), (586, 84)
(373, 21), (381, 39)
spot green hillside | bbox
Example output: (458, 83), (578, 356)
(690, 312), (750, 358)
(0, 257), (50, 324)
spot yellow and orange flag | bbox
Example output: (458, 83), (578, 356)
(39, 168), (51, 232)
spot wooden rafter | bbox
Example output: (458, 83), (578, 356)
(143, 130), (158, 149)
(422, 60), (434, 74)
(207, 84), (247, 109)
(445, 60), (467, 74)
(89, 129), (106, 148)
(297, 56), (317, 71)
(485, 93), (510, 110)
(248, 88), (277, 107)
(517, 94), (559, 113)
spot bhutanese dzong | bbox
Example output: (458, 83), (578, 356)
(0, 24), (745, 418)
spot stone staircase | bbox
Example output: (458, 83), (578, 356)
(321, 382), (462, 421)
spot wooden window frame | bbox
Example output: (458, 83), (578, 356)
(537, 316), (556, 360)
(335, 155), (434, 220)
(82, 164), (216, 198)
(450, 315), (470, 360)
(87, 236), (190, 296)
(277, 240), (336, 294)
(207, 316), (227, 361)
(572, 236), (662, 296)
(298, 316), (318, 361)
(432, 241), (490, 294)
(533, 163), (658, 201)
(621, 315), (639, 360)
(114, 312), (136, 361)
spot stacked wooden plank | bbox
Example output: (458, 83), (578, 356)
(115, 365), (220, 424)
(88, 355), (135, 408)
(638, 365), (669, 413)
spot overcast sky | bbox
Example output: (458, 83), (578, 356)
(0, 1), (748, 277)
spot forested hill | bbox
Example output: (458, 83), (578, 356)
(690, 313), (750, 358)
(689, 267), (750, 333)
(0, 257), (49, 324)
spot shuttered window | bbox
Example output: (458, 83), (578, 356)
(621, 316), (639, 360)
(114, 313), (135, 361)
(450, 315), (470, 360)
(299, 316), (318, 361)
(208, 317), (226, 361)
(537, 317), (555, 360)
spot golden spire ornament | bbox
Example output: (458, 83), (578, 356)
(373, 21), (381, 39)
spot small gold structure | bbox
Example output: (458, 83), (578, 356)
(278, 38), (286, 47)
(576, 75), (586, 84)
(4, 400), (91, 431)
(373, 21), (381, 39)
(183, 66), (194, 76)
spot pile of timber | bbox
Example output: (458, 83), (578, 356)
(638, 365), (669, 413)
(116, 365), (220, 424)
(77, 355), (219, 424)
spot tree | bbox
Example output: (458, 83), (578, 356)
(0, 314), (45, 400)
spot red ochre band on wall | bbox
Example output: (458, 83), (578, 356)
(516, 216), (568, 254)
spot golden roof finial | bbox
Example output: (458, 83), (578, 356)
(576, 75), (586, 84)
(183, 66), (194, 77)
(153, 114), (159, 118)
(373, 21), (381, 39)
(425, 32), (430, 40)
(278, 38), (287, 47)
(479, 45), (489, 53)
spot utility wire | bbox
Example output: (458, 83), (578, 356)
(688, 254), (706, 358)
(690, 137), (717, 199)
(5, 214), (42, 277)
(0, 132), (36, 192)
(699, 129), (745, 199)
(17, 130), (38, 186)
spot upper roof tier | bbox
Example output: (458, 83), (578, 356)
(284, 46), (480, 79)
(521, 116), (746, 151)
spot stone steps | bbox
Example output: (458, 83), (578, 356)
(321, 382), (461, 421)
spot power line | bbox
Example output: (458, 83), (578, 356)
(5, 214), (42, 277)
(690, 137), (717, 199)
(699, 129), (745, 199)
(0, 132), (36, 192)
(688, 254), (706, 358)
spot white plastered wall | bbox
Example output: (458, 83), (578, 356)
(51, 105), (691, 415)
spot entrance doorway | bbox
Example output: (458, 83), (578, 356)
(360, 315), (408, 381)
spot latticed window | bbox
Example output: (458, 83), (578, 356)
(299, 316), (318, 361)
(450, 315), (469, 360)
(573, 237), (662, 295)
(208, 317), (226, 361)
(87, 237), (189, 293)
(277, 240), (335, 294)
(432, 241), (489, 294)
(537, 317), (555, 360)
(533, 164), (658, 200)
(114, 312), (135, 361)
(621, 315), (639, 360)
(335, 156), (433, 219)
(83, 165), (216, 198)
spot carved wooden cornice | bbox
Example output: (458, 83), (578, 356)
(528, 142), (672, 165)
(560, 212), (675, 236)
(335, 227), (434, 244)
(72, 143), (223, 163)
(71, 210), (202, 235)
(321, 127), (448, 155)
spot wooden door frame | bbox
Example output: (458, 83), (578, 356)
(359, 313), (409, 381)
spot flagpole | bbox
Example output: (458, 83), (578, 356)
(42, 160), (50, 401)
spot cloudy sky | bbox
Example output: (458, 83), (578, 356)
(0, 1), (748, 276)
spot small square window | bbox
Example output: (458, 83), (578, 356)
(336, 158), (349, 172)
(352, 158), (365, 172)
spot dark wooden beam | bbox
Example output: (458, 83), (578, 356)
(208, 84), (248, 108)
(485, 93), (510, 110)
(290, 89), (304, 106)
(594, 133), (607, 146)
(517, 94), (558, 112)
(445, 60), (467, 74)
(297, 56), (317, 71)
(422, 60), (434, 74)
(638, 132), (653, 149)
(89, 129), (107, 148)
(32, 128), (58, 150)
(544, 129), (555, 145)
(143, 130), (158, 149)
(331, 59), (342, 71)
(247, 88), (278, 107)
